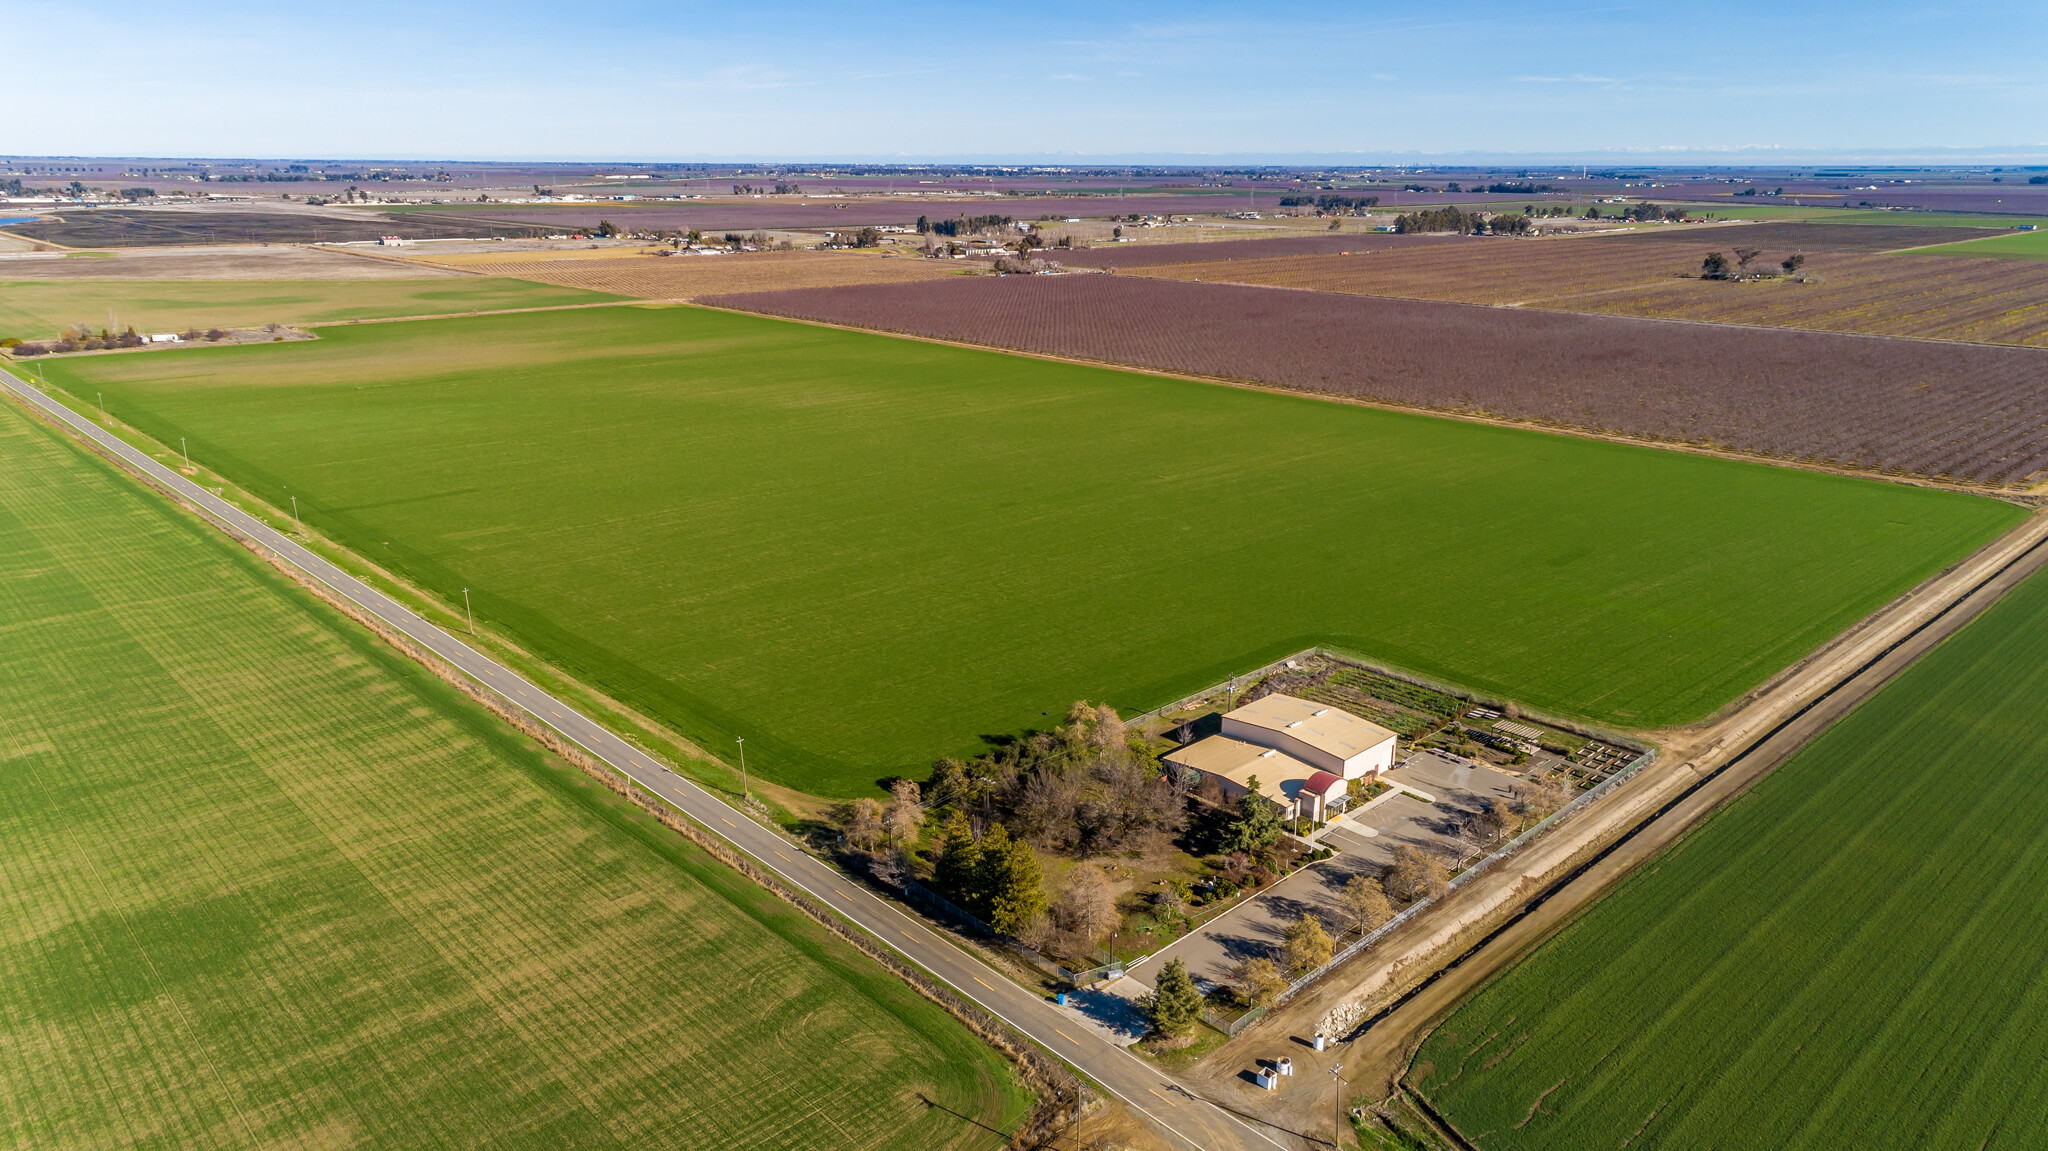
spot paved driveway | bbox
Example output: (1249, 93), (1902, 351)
(1126, 754), (1525, 992)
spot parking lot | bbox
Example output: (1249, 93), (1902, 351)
(1122, 751), (1526, 993)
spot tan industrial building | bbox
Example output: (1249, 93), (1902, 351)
(1221, 693), (1398, 779)
(1164, 693), (1399, 823)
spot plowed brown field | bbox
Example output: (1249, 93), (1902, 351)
(460, 250), (958, 299)
(1126, 230), (2048, 346)
(705, 275), (2048, 486)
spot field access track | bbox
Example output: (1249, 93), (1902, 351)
(0, 370), (1280, 1151)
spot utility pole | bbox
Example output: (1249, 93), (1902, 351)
(96, 391), (105, 418)
(289, 495), (300, 532)
(1331, 1062), (1345, 1149)
(735, 736), (748, 798)
(181, 436), (190, 468)
(462, 588), (474, 634)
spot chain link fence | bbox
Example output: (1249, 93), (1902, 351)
(1269, 744), (1658, 1007)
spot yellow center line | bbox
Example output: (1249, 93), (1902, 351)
(772, 850), (790, 861)
(1149, 1088), (1171, 1104)
(1055, 1028), (1078, 1045)
(972, 977), (995, 992)
(719, 819), (735, 828)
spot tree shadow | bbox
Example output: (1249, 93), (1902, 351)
(914, 1092), (1013, 1142)
(1179, 800), (1235, 857)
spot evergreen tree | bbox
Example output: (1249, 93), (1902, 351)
(932, 813), (980, 907)
(1147, 957), (1205, 1039)
(967, 822), (1012, 920)
(1223, 776), (1284, 853)
(976, 824), (1046, 935)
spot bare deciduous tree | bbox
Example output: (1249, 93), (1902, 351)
(1012, 767), (1083, 850)
(1464, 799), (1512, 847)
(1509, 777), (1571, 828)
(1384, 845), (1450, 904)
(1338, 874), (1392, 937)
(1284, 914), (1333, 977)
(1152, 884), (1185, 917)
(1055, 865), (1121, 942)
(884, 779), (923, 844)
(1232, 956), (1287, 1008)
(842, 798), (886, 852)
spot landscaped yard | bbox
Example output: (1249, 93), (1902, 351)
(32, 301), (2024, 794)
(0, 396), (1025, 1149)
(1408, 561), (2048, 1150)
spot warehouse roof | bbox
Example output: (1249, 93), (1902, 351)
(1164, 735), (1313, 805)
(1224, 693), (1398, 762)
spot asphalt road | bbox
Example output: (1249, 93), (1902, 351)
(0, 371), (1279, 1151)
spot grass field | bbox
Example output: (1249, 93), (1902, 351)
(0, 277), (625, 340)
(1680, 204), (2048, 228)
(1408, 560), (2048, 1150)
(1910, 227), (2048, 260)
(0, 396), (1024, 1147)
(461, 249), (957, 299)
(34, 304), (2023, 794)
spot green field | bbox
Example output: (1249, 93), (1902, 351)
(0, 277), (625, 340)
(35, 304), (2023, 794)
(0, 396), (1023, 1147)
(1679, 203), (2048, 228)
(1908, 227), (2048, 260)
(1410, 560), (2048, 1149)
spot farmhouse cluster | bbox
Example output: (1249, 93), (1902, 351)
(1164, 693), (1397, 824)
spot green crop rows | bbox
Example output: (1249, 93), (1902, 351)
(1410, 562), (2048, 1150)
(1330, 668), (1461, 717)
(39, 302), (2022, 795)
(0, 397), (1024, 1148)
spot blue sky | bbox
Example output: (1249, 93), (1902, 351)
(11, 0), (2046, 161)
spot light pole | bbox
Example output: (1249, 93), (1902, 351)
(181, 437), (190, 469)
(96, 391), (104, 418)
(462, 588), (474, 634)
(289, 495), (300, 532)
(735, 736), (748, 798)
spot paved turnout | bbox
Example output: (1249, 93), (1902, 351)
(1, 371), (1281, 1151)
